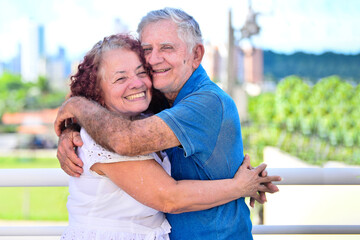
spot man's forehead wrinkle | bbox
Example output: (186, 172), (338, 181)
(141, 42), (176, 46)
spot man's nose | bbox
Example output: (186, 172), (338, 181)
(147, 49), (163, 66)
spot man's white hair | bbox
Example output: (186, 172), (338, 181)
(137, 7), (203, 52)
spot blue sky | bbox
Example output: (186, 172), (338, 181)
(0, 0), (359, 61)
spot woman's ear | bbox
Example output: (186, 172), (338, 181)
(192, 44), (205, 69)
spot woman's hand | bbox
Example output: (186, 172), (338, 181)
(233, 154), (281, 207)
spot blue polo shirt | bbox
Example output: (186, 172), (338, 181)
(156, 65), (252, 240)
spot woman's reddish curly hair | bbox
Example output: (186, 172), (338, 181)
(70, 33), (168, 114)
(70, 34), (149, 106)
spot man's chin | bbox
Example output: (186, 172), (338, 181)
(153, 81), (167, 92)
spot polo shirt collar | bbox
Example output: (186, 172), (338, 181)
(173, 64), (206, 105)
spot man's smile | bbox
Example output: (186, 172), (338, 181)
(152, 68), (171, 73)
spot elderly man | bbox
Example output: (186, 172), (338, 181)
(55, 7), (280, 240)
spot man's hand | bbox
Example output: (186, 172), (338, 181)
(54, 97), (82, 136)
(57, 126), (84, 177)
(234, 154), (281, 207)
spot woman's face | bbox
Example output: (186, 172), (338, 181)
(99, 48), (152, 118)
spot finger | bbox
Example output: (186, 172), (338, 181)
(249, 197), (255, 208)
(250, 193), (262, 205)
(260, 169), (267, 177)
(264, 181), (280, 193)
(62, 164), (81, 177)
(56, 120), (65, 137)
(259, 191), (267, 202)
(258, 183), (279, 193)
(65, 157), (83, 176)
(55, 118), (66, 136)
(73, 131), (83, 147)
(57, 149), (83, 176)
(66, 148), (84, 169)
(241, 154), (251, 168)
(57, 131), (84, 174)
(57, 149), (81, 177)
(54, 104), (74, 136)
(54, 108), (66, 136)
(262, 175), (282, 184)
(246, 154), (255, 170)
(62, 131), (84, 168)
(253, 193), (265, 204)
(254, 163), (267, 175)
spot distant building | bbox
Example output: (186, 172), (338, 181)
(46, 47), (71, 90)
(202, 43), (223, 82)
(234, 47), (263, 84)
(20, 19), (43, 82)
(202, 43), (263, 86)
(234, 46), (245, 85)
(38, 25), (45, 58)
(1, 45), (21, 75)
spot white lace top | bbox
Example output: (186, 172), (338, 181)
(61, 128), (171, 240)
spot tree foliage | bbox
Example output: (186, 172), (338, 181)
(246, 75), (360, 165)
(0, 72), (66, 122)
(264, 51), (360, 82)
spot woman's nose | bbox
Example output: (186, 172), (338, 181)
(129, 77), (145, 89)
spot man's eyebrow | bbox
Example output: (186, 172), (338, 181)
(114, 70), (125, 75)
(136, 64), (143, 70)
(141, 43), (151, 47)
(160, 42), (175, 45)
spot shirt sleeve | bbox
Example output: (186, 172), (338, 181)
(156, 92), (223, 160)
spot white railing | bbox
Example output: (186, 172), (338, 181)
(0, 168), (360, 236)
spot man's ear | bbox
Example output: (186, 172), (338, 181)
(192, 44), (205, 69)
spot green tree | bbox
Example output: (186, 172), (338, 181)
(0, 72), (67, 123)
(0, 72), (28, 121)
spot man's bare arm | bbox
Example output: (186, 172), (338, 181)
(54, 96), (180, 156)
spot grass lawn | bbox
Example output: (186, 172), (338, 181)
(0, 154), (69, 221)
(0, 155), (60, 169)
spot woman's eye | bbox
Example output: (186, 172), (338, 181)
(115, 77), (126, 83)
(137, 71), (148, 78)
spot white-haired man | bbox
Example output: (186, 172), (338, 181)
(55, 8), (280, 240)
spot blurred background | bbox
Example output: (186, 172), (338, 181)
(0, 0), (359, 239)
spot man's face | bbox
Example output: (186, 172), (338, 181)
(140, 19), (196, 100)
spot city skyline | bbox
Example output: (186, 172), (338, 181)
(0, 0), (360, 62)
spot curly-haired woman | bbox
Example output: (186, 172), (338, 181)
(60, 33), (265, 240)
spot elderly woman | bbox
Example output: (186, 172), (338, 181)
(60, 33), (269, 240)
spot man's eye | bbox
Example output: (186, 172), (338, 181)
(143, 48), (152, 54)
(162, 45), (173, 50)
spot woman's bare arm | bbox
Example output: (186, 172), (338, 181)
(91, 155), (281, 214)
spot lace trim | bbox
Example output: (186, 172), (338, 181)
(80, 129), (154, 168)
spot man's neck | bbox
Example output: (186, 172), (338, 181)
(164, 92), (178, 107)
